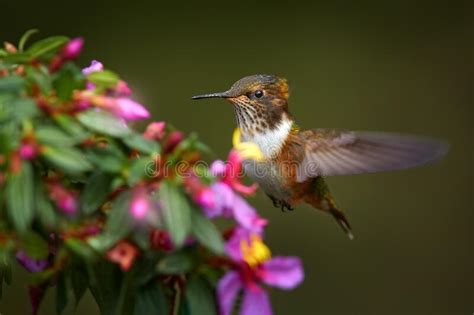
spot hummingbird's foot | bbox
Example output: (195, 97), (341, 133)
(267, 194), (294, 212)
(280, 201), (294, 212)
(267, 195), (282, 208)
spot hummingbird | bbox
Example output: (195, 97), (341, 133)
(192, 75), (448, 239)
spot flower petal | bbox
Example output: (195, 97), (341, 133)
(16, 251), (49, 273)
(206, 182), (234, 218)
(210, 160), (226, 176)
(260, 256), (304, 290)
(241, 286), (272, 315)
(224, 227), (249, 261)
(113, 98), (150, 120)
(217, 271), (243, 315)
(61, 37), (84, 60)
(232, 196), (267, 233)
(82, 60), (103, 75)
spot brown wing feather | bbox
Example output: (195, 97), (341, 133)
(296, 129), (449, 182)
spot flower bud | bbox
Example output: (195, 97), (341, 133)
(164, 131), (184, 153)
(61, 37), (84, 60)
(143, 121), (166, 140)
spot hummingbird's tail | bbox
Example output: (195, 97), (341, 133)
(328, 205), (354, 240)
(305, 177), (354, 240)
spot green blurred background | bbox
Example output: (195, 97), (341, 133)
(1, 0), (472, 314)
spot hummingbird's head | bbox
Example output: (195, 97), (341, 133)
(192, 74), (293, 134)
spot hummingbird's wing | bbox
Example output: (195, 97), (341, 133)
(296, 129), (448, 182)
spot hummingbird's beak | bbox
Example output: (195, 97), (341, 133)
(191, 91), (231, 100)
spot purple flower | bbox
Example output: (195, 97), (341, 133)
(217, 229), (304, 315)
(210, 160), (226, 176)
(204, 182), (266, 233)
(16, 251), (49, 273)
(82, 60), (104, 75)
(61, 37), (84, 60)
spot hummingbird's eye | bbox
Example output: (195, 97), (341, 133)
(254, 90), (264, 98)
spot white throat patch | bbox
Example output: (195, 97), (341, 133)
(242, 118), (293, 158)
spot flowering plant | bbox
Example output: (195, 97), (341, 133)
(0, 31), (303, 315)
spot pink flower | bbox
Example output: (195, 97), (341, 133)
(61, 37), (84, 60)
(150, 229), (174, 251)
(218, 228), (304, 315)
(48, 183), (78, 214)
(163, 131), (184, 153)
(79, 92), (150, 121)
(82, 60), (103, 75)
(143, 121), (166, 141)
(19, 143), (38, 160)
(130, 189), (150, 220)
(106, 241), (139, 271)
(110, 97), (150, 120)
(204, 182), (266, 233)
(184, 176), (216, 209)
(212, 150), (258, 196)
(210, 160), (226, 176)
(115, 80), (132, 96)
(195, 188), (215, 209)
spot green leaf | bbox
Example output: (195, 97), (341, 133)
(20, 232), (49, 259)
(0, 264), (12, 300)
(25, 65), (52, 94)
(6, 161), (34, 234)
(69, 265), (88, 307)
(56, 272), (69, 315)
(77, 110), (131, 137)
(18, 29), (39, 52)
(34, 173), (57, 229)
(52, 63), (84, 100)
(11, 98), (39, 121)
(122, 132), (161, 155)
(27, 36), (69, 58)
(1, 53), (32, 64)
(157, 251), (194, 275)
(0, 122), (20, 152)
(86, 70), (119, 88)
(185, 276), (217, 315)
(0, 250), (12, 300)
(53, 114), (90, 141)
(85, 146), (126, 174)
(0, 97), (39, 123)
(87, 261), (122, 315)
(105, 190), (132, 238)
(191, 209), (224, 255)
(42, 146), (93, 175)
(80, 172), (113, 215)
(36, 125), (77, 146)
(0, 49), (6, 57)
(159, 181), (192, 247)
(0, 75), (25, 93)
(65, 239), (97, 261)
(127, 157), (152, 186)
(89, 191), (132, 252)
(134, 282), (168, 315)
